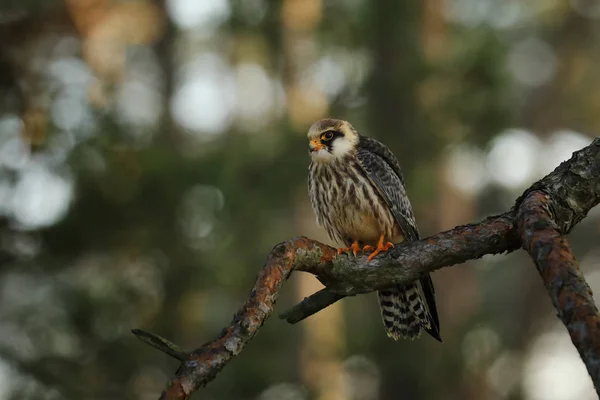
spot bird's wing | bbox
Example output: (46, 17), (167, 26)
(355, 136), (419, 242)
(356, 135), (440, 339)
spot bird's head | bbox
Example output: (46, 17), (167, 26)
(307, 118), (359, 162)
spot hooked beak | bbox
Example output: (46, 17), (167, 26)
(309, 139), (325, 153)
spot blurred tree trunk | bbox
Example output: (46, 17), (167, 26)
(365, 2), (437, 399)
(366, 0), (434, 170)
(0, 4), (75, 149)
(281, 0), (346, 398)
(154, 0), (181, 147)
(421, 3), (485, 399)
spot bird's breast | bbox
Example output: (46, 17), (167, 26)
(308, 159), (397, 245)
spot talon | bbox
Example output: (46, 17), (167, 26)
(363, 245), (375, 252)
(367, 233), (394, 262)
(337, 240), (361, 256)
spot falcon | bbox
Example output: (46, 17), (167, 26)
(306, 118), (441, 342)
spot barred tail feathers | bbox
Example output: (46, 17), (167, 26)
(377, 283), (431, 341)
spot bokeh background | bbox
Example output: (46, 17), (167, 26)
(0, 0), (599, 399)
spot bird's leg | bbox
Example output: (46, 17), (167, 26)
(337, 240), (361, 256)
(366, 233), (394, 262)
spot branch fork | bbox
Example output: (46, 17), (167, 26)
(133, 138), (600, 400)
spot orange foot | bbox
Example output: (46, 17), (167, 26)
(366, 233), (394, 262)
(337, 240), (361, 256)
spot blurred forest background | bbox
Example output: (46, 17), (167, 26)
(0, 0), (599, 399)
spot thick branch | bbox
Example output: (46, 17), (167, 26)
(515, 140), (600, 391)
(279, 212), (517, 324)
(134, 138), (600, 400)
(517, 192), (600, 392)
(295, 212), (519, 293)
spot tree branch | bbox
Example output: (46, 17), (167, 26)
(279, 212), (518, 323)
(279, 288), (345, 324)
(515, 144), (600, 389)
(134, 138), (600, 399)
(517, 192), (600, 389)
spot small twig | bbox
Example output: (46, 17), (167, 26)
(279, 289), (346, 324)
(132, 329), (187, 362)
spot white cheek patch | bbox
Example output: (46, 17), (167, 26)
(331, 138), (354, 158)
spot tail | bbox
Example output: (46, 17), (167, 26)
(378, 276), (442, 342)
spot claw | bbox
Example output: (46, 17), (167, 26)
(337, 240), (361, 256)
(367, 233), (394, 262)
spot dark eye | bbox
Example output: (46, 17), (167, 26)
(322, 131), (334, 141)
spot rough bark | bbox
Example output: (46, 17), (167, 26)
(133, 138), (600, 400)
(515, 142), (600, 389)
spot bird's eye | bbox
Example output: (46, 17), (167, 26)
(321, 131), (334, 141)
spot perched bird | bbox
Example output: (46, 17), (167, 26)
(306, 118), (441, 342)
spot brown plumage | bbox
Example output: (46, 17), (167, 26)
(306, 118), (441, 342)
